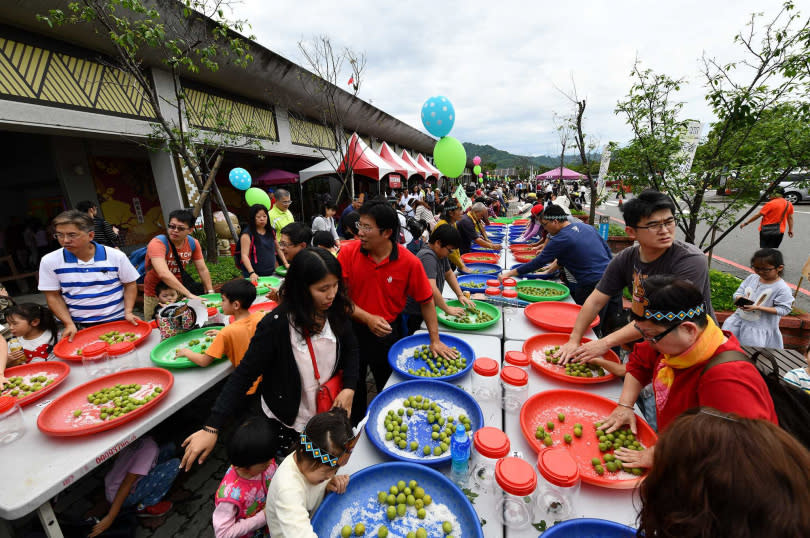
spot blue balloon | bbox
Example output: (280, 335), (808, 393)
(421, 96), (455, 137)
(228, 167), (252, 191)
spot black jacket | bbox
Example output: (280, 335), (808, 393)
(206, 304), (359, 429)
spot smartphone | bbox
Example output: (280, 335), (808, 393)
(734, 296), (754, 307)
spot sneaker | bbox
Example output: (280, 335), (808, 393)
(136, 501), (173, 518)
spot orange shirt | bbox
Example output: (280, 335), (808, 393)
(207, 310), (266, 394)
(759, 198), (793, 232)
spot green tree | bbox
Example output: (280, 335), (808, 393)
(38, 0), (262, 261)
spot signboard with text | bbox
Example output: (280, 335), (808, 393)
(453, 185), (472, 211)
(388, 174), (401, 189)
(598, 215), (610, 241)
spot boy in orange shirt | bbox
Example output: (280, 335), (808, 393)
(175, 279), (267, 394)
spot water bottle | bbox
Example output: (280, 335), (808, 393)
(450, 423), (471, 486)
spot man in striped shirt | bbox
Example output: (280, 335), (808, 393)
(39, 211), (141, 341)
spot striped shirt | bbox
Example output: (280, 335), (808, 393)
(784, 367), (810, 394)
(39, 242), (141, 323)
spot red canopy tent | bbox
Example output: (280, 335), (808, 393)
(536, 167), (585, 180)
(378, 142), (417, 178)
(337, 133), (394, 180)
(400, 151), (429, 179)
(254, 168), (299, 186)
(416, 154), (442, 179)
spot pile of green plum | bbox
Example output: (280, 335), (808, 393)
(521, 286), (566, 297)
(384, 395), (471, 457)
(448, 308), (493, 325)
(406, 345), (466, 378)
(185, 335), (214, 353)
(543, 347), (607, 377)
(74, 383), (163, 421)
(99, 330), (138, 344)
(464, 282), (485, 289)
(591, 422), (645, 476)
(2, 375), (55, 398)
(337, 479), (454, 537)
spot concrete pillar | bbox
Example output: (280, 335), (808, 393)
(50, 137), (96, 209)
(149, 149), (186, 223)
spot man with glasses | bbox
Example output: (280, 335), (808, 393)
(338, 200), (456, 423)
(499, 204), (618, 330)
(557, 189), (714, 364)
(143, 209), (213, 320)
(39, 210), (141, 341)
(268, 188), (294, 238)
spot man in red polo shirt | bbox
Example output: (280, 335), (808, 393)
(339, 199), (455, 422)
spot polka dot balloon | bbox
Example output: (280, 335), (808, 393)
(421, 96), (455, 138)
(228, 167), (252, 191)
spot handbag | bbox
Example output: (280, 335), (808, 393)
(761, 200), (790, 237)
(167, 237), (205, 295)
(305, 333), (344, 413)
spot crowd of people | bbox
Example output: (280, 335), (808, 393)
(1, 182), (809, 537)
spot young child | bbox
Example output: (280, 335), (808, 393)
(722, 248), (794, 348)
(0, 303), (58, 375)
(90, 436), (181, 537)
(265, 408), (354, 537)
(784, 347), (810, 393)
(213, 417), (278, 538)
(155, 281), (180, 308)
(175, 279), (264, 393)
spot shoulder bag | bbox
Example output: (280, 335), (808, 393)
(306, 332), (344, 413)
(166, 236), (205, 295)
(760, 200), (790, 238)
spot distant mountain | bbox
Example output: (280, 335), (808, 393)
(463, 142), (585, 170)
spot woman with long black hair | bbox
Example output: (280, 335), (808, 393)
(180, 248), (359, 469)
(240, 204), (285, 283)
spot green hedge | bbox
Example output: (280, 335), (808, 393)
(186, 256), (243, 287)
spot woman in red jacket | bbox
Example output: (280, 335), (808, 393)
(599, 275), (777, 469)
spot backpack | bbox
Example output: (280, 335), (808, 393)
(701, 350), (810, 450)
(129, 247), (148, 284)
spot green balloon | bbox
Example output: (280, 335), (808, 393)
(478, 177), (484, 183)
(473, 165), (482, 176)
(433, 136), (466, 178)
(245, 187), (271, 209)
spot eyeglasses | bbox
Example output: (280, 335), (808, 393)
(278, 241), (292, 248)
(752, 266), (777, 273)
(634, 321), (682, 343)
(278, 199), (292, 205)
(167, 224), (188, 231)
(53, 232), (85, 240)
(355, 222), (378, 233)
(633, 217), (678, 231)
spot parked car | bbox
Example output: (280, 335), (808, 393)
(759, 176), (810, 204)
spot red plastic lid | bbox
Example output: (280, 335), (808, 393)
(473, 357), (499, 377)
(505, 351), (530, 367)
(495, 457), (537, 496)
(474, 427), (511, 459)
(207, 307), (219, 317)
(537, 447), (581, 488)
(486, 279), (500, 287)
(500, 365), (528, 386)
(107, 341), (135, 356)
(82, 342), (108, 358)
(0, 395), (15, 414)
(502, 278), (517, 287)
(502, 289), (518, 298)
(485, 287), (501, 296)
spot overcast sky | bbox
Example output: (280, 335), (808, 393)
(234, 0), (788, 157)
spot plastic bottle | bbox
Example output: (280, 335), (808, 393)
(450, 423), (471, 486)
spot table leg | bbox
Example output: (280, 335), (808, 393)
(36, 502), (64, 538)
(0, 518), (14, 538)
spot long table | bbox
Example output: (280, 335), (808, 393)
(342, 332), (505, 538)
(0, 329), (234, 537)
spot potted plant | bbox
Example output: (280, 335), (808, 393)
(711, 270), (810, 351)
(571, 208), (589, 225)
(607, 223), (634, 253)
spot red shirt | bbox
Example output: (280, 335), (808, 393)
(626, 332), (777, 431)
(338, 241), (432, 323)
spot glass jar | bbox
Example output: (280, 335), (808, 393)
(107, 341), (136, 372)
(502, 289), (518, 299)
(500, 365), (528, 412)
(0, 395), (25, 445)
(472, 357), (499, 400)
(536, 447), (581, 522)
(485, 287), (501, 297)
(495, 456), (537, 529)
(471, 427), (510, 493)
(486, 279), (501, 288)
(81, 342), (111, 378)
(505, 350), (530, 372)
(502, 277), (517, 288)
